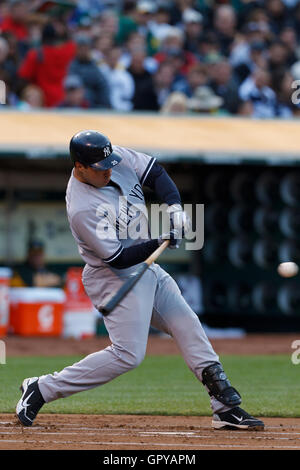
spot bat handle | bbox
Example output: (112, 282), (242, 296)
(145, 240), (169, 266)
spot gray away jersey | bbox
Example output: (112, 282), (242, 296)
(66, 145), (156, 268)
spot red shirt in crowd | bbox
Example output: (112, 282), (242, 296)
(0, 15), (28, 40)
(18, 41), (76, 107)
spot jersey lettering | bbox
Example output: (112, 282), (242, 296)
(129, 184), (144, 201)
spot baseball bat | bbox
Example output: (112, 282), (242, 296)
(99, 240), (170, 316)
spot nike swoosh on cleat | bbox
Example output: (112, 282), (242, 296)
(231, 414), (244, 422)
(22, 391), (34, 422)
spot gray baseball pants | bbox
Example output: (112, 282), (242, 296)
(38, 263), (232, 414)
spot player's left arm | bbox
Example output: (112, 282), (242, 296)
(143, 161), (191, 238)
(116, 146), (191, 241)
(142, 160), (181, 206)
(118, 146), (181, 205)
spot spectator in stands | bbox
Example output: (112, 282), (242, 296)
(164, 49), (188, 88)
(292, 2), (300, 42)
(280, 25), (299, 64)
(168, 0), (196, 25)
(233, 41), (268, 85)
(268, 40), (291, 90)
(75, 0), (107, 20)
(132, 0), (158, 55)
(98, 9), (119, 39)
(115, 0), (138, 45)
(268, 40), (294, 76)
(72, 13), (93, 35)
(239, 68), (278, 118)
(153, 60), (175, 108)
(0, 1), (9, 19)
(11, 240), (62, 288)
(208, 58), (241, 114)
(58, 74), (90, 109)
(91, 33), (114, 65)
(265, 0), (288, 35)
(148, 2), (172, 44)
(0, 0), (29, 42)
(182, 8), (203, 54)
(154, 26), (197, 76)
(213, 5), (237, 57)
(160, 91), (188, 114)
(187, 85), (224, 114)
(68, 34), (111, 108)
(0, 0), (298, 118)
(17, 84), (44, 109)
(0, 35), (16, 88)
(1, 30), (20, 75)
(230, 21), (270, 71)
(174, 62), (208, 97)
(18, 22), (76, 107)
(133, 0), (156, 35)
(275, 70), (295, 117)
(197, 31), (220, 62)
(120, 31), (157, 73)
(99, 45), (135, 111)
(128, 44), (158, 110)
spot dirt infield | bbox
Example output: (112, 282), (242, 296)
(2, 333), (299, 450)
(0, 414), (300, 450)
(4, 332), (299, 357)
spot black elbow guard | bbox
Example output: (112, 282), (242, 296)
(202, 362), (242, 407)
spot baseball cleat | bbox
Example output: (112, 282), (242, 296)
(16, 377), (45, 426)
(212, 407), (265, 431)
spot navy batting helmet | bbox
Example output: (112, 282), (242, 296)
(69, 130), (122, 170)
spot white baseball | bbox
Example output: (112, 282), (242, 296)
(277, 262), (299, 278)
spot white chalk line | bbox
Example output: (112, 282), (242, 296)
(1, 422), (300, 432)
(1, 426), (300, 438)
(140, 432), (299, 441)
(0, 439), (300, 449)
(0, 429), (300, 444)
(140, 430), (300, 437)
(1, 421), (300, 432)
(1, 425), (300, 437)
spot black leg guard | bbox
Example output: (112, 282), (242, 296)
(202, 362), (242, 407)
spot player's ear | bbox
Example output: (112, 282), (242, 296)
(74, 161), (85, 170)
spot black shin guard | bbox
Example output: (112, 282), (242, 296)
(202, 363), (242, 407)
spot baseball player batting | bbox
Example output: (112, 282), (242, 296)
(16, 130), (264, 431)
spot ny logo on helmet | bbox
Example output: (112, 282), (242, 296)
(103, 146), (111, 158)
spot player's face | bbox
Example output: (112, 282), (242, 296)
(74, 163), (112, 188)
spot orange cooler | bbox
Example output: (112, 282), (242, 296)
(0, 267), (12, 337)
(63, 267), (97, 339)
(9, 288), (66, 336)
(65, 267), (87, 301)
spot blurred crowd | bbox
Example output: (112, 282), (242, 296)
(1, 0), (300, 117)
